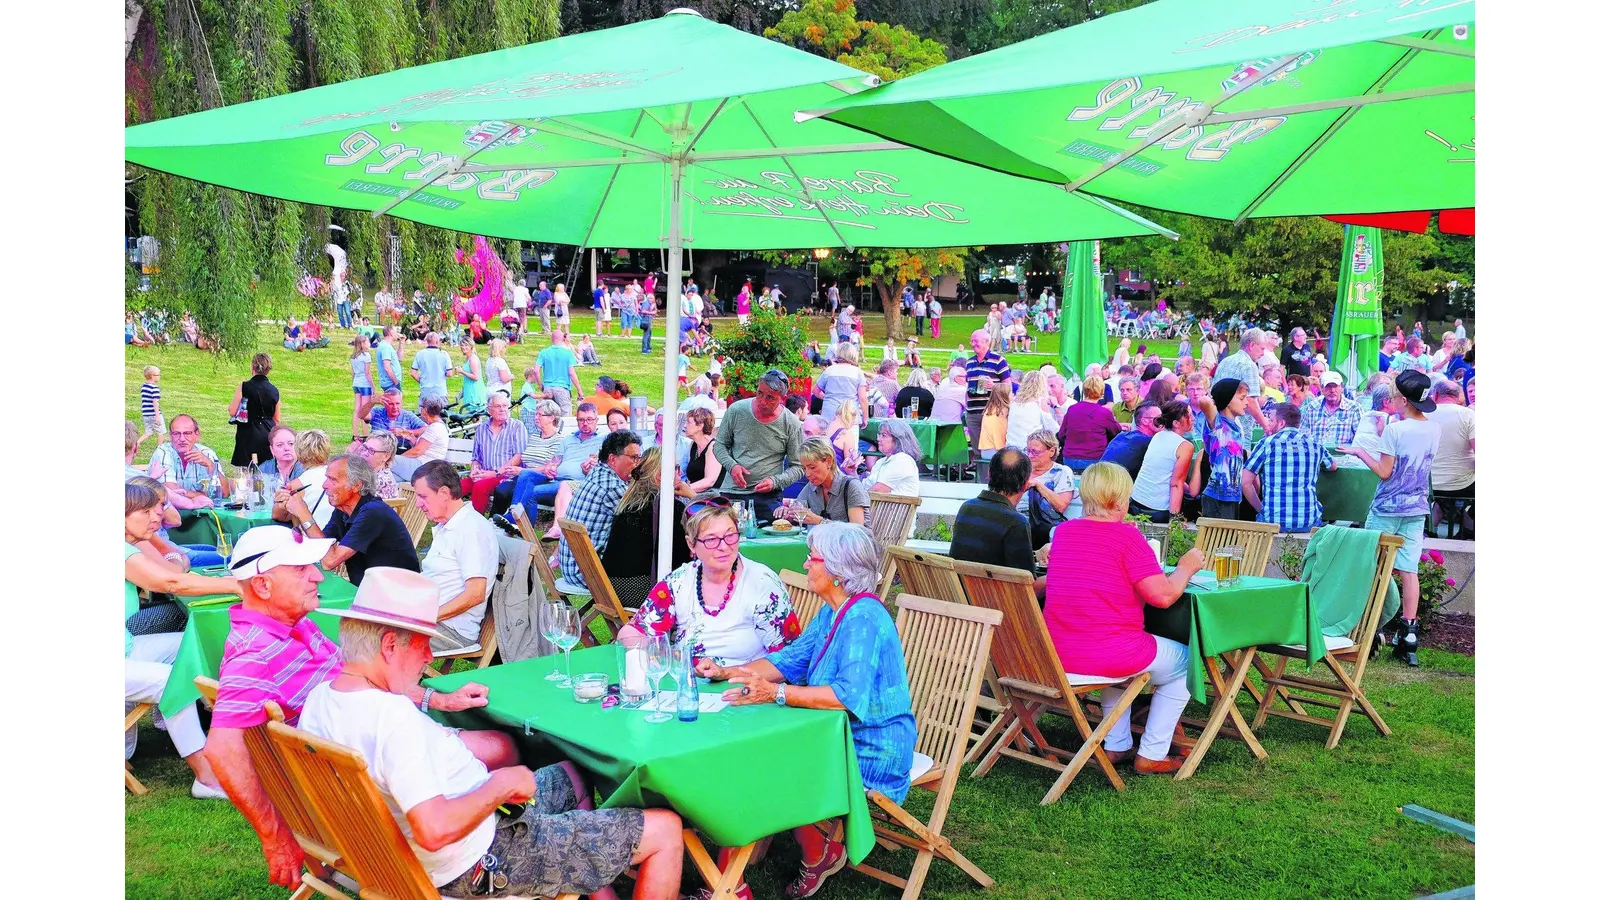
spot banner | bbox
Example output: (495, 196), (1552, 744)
(1058, 240), (1105, 380)
(1330, 225), (1384, 384)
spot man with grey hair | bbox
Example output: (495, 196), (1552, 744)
(410, 460), (501, 651)
(713, 369), (805, 521)
(870, 358), (901, 418)
(1284, 327), (1315, 378)
(1214, 327), (1271, 434)
(409, 331), (455, 409)
(1424, 379), (1474, 534)
(281, 454), (418, 586)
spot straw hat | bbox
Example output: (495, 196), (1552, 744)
(323, 567), (445, 640)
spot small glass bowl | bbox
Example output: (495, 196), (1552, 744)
(571, 673), (610, 703)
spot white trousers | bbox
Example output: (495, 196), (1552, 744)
(1098, 634), (1190, 761)
(126, 632), (206, 759)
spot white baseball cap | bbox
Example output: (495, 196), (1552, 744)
(1320, 371), (1344, 387)
(228, 525), (334, 578)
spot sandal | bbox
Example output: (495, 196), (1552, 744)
(784, 836), (847, 898)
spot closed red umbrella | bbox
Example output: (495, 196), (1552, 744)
(1324, 209), (1474, 236)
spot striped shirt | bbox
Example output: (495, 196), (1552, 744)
(470, 418), (528, 471)
(140, 382), (160, 417)
(521, 430), (564, 467)
(212, 607), (342, 728)
(1244, 427), (1331, 533)
(964, 351), (1013, 415)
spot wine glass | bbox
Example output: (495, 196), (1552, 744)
(644, 633), (674, 724)
(549, 603), (580, 688)
(540, 601), (568, 682)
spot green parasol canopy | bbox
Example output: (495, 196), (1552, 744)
(126, 8), (1174, 579)
(816, 0), (1474, 222)
(1057, 241), (1106, 380)
(1330, 224), (1384, 385)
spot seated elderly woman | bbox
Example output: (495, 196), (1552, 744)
(258, 425), (304, 484)
(272, 429), (335, 530)
(124, 478), (241, 799)
(695, 522), (915, 899)
(779, 436), (869, 526)
(623, 503), (798, 667)
(865, 418), (924, 497)
(1018, 429), (1076, 550)
(1042, 463), (1208, 775)
(351, 431), (401, 500)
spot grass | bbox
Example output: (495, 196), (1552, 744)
(124, 314), (1176, 464)
(125, 648), (1474, 899)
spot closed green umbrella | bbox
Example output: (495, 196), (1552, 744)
(1057, 241), (1106, 380)
(1330, 224), (1384, 385)
(817, 0), (1474, 221)
(126, 8), (1173, 581)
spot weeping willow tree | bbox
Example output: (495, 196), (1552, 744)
(126, 0), (557, 355)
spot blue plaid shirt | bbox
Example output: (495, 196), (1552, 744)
(1299, 396), (1362, 445)
(369, 405), (424, 435)
(556, 463), (629, 586)
(1244, 427), (1332, 533)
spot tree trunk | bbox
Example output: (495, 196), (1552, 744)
(874, 278), (906, 341)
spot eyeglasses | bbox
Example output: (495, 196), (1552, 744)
(1024, 447), (1050, 458)
(694, 532), (741, 549)
(805, 554), (826, 565)
(621, 451), (643, 461)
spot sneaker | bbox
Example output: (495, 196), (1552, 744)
(191, 779), (228, 800)
(489, 514), (520, 538)
(784, 836), (847, 898)
(1393, 619), (1420, 667)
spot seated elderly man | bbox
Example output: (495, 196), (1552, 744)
(1241, 404), (1336, 533)
(304, 567), (684, 899)
(457, 392), (529, 514)
(281, 453), (419, 585)
(369, 387), (426, 450)
(149, 414), (231, 508)
(869, 359), (901, 418)
(409, 461), (501, 651)
(205, 526), (498, 892)
(949, 448), (1044, 593)
(1424, 379), (1475, 534)
(1299, 371), (1361, 446)
(556, 431), (643, 591)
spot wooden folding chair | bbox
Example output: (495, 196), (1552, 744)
(513, 506), (600, 648)
(780, 569), (826, 630)
(1252, 532), (1405, 749)
(1193, 518), (1279, 576)
(394, 483), (431, 548)
(556, 518), (633, 633)
(125, 703), (153, 795)
(885, 546), (1008, 765)
(266, 720), (581, 900)
(954, 559), (1150, 802)
(868, 492), (923, 596)
(194, 677), (347, 900)
(850, 595), (999, 900)
(427, 605), (498, 677)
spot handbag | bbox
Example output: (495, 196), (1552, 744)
(228, 385), (249, 425)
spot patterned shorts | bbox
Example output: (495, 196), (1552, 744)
(437, 765), (644, 898)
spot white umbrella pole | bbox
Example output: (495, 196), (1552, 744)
(656, 155), (685, 580)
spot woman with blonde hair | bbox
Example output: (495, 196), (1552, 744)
(483, 338), (513, 398)
(599, 446), (694, 609)
(1043, 462), (1208, 775)
(553, 282), (571, 325)
(1057, 374), (1121, 470)
(456, 336), (487, 413)
(272, 429), (334, 530)
(978, 382), (1012, 460)
(817, 341), (869, 423)
(349, 334), (375, 440)
(622, 503), (797, 667)
(780, 437), (868, 526)
(1111, 338), (1133, 372)
(1006, 370), (1055, 449)
(825, 398), (864, 476)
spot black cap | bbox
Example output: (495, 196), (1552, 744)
(1393, 370), (1437, 412)
(1210, 377), (1243, 411)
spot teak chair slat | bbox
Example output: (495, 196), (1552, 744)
(425, 605), (498, 678)
(780, 569), (827, 631)
(394, 484), (430, 548)
(124, 703), (153, 795)
(849, 594), (999, 900)
(953, 559), (1149, 803)
(513, 507), (601, 648)
(556, 518), (633, 635)
(1252, 530), (1406, 749)
(885, 546), (1008, 765)
(868, 492), (923, 596)
(267, 720), (582, 900)
(194, 678), (347, 900)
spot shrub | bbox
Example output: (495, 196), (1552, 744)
(714, 307), (810, 400)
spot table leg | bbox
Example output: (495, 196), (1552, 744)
(683, 830), (755, 899)
(1176, 652), (1268, 780)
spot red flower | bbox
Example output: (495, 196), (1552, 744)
(781, 612), (802, 641)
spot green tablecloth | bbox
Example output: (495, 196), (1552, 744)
(1144, 575), (1322, 702)
(1319, 461), (1380, 525)
(740, 532), (810, 576)
(158, 574), (357, 718)
(863, 418), (969, 467)
(428, 647), (874, 864)
(168, 506), (276, 547)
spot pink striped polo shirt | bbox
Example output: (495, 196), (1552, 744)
(212, 606), (343, 729)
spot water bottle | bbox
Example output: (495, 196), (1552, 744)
(247, 455), (263, 510)
(742, 501), (757, 537)
(676, 654), (700, 723)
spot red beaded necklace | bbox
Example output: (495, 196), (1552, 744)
(696, 557), (739, 617)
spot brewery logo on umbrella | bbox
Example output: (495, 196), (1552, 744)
(463, 120), (530, 150)
(1219, 51), (1319, 92)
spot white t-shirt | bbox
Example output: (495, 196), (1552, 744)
(1005, 400), (1055, 451)
(424, 503), (500, 640)
(300, 465), (334, 529)
(485, 357), (513, 396)
(512, 284), (530, 310)
(1424, 403), (1475, 491)
(868, 452), (921, 497)
(298, 684), (493, 886)
(1352, 410), (1389, 456)
(417, 421), (449, 461)
(1369, 416), (1440, 518)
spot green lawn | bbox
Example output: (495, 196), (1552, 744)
(124, 315), (1175, 464)
(126, 650), (1474, 899)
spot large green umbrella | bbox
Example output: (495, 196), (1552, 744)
(815, 0), (1474, 221)
(1057, 241), (1106, 380)
(1330, 224), (1385, 385)
(125, 8), (1173, 580)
